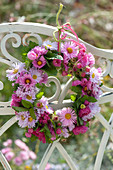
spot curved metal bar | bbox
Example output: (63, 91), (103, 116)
(38, 139), (60, 170)
(101, 59), (111, 77)
(46, 76), (61, 103)
(94, 114), (113, 170)
(0, 22), (113, 59)
(0, 116), (17, 136)
(22, 33), (42, 46)
(58, 77), (74, 104)
(1, 33), (21, 63)
(0, 152), (12, 170)
(56, 142), (77, 170)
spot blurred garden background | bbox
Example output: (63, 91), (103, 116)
(1, 0), (113, 169)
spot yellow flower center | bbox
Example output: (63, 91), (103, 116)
(21, 115), (25, 120)
(25, 79), (31, 84)
(46, 105), (48, 109)
(84, 86), (87, 91)
(67, 47), (73, 54)
(92, 73), (95, 78)
(13, 69), (18, 74)
(25, 165), (32, 170)
(32, 75), (37, 79)
(26, 95), (32, 100)
(65, 113), (71, 120)
(36, 54), (38, 57)
(28, 117), (33, 122)
(47, 44), (52, 47)
(37, 60), (42, 66)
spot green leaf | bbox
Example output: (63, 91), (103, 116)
(86, 96), (97, 102)
(12, 106), (28, 112)
(45, 51), (63, 60)
(80, 95), (97, 103)
(44, 125), (52, 138)
(51, 119), (56, 128)
(22, 100), (33, 108)
(43, 64), (57, 76)
(71, 85), (82, 94)
(36, 92), (44, 100)
(13, 83), (19, 91)
(80, 95), (89, 102)
(30, 135), (38, 142)
(29, 108), (36, 120)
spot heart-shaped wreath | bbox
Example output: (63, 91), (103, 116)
(6, 4), (102, 143)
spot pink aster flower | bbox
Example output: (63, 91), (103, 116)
(32, 56), (46, 69)
(13, 156), (23, 166)
(56, 107), (77, 127)
(19, 151), (29, 161)
(82, 102), (101, 121)
(28, 150), (37, 160)
(12, 94), (22, 102)
(87, 53), (95, 67)
(16, 86), (39, 103)
(73, 125), (88, 135)
(53, 59), (61, 67)
(43, 40), (58, 50)
(3, 139), (12, 147)
(90, 67), (102, 84)
(6, 62), (25, 81)
(36, 96), (53, 114)
(29, 68), (43, 82)
(33, 46), (47, 56)
(5, 151), (15, 161)
(59, 128), (70, 138)
(72, 80), (81, 86)
(18, 74), (36, 88)
(22, 88), (37, 103)
(39, 72), (48, 84)
(61, 41), (78, 59)
(11, 100), (20, 107)
(78, 53), (88, 67)
(16, 111), (36, 128)
(1, 148), (11, 154)
(27, 50), (37, 60)
(15, 139), (29, 151)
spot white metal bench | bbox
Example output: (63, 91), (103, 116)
(0, 22), (113, 170)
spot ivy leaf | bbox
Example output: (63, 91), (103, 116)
(71, 85), (82, 94)
(45, 51), (63, 60)
(80, 95), (89, 102)
(36, 92), (44, 100)
(81, 95), (97, 103)
(43, 64), (57, 76)
(86, 96), (97, 102)
(22, 100), (33, 108)
(29, 108), (36, 120)
(12, 106), (28, 112)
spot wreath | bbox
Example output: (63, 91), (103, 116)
(6, 4), (102, 143)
